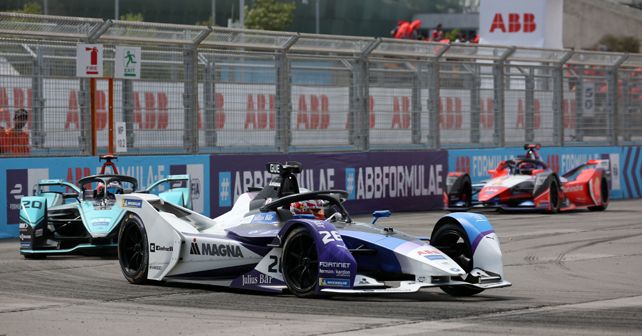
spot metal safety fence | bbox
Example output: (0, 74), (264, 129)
(0, 12), (640, 156)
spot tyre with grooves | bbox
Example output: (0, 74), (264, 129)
(282, 227), (319, 297)
(588, 177), (609, 211)
(118, 214), (149, 284)
(431, 223), (484, 297)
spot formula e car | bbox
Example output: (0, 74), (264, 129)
(19, 155), (191, 258)
(444, 144), (610, 213)
(115, 161), (510, 297)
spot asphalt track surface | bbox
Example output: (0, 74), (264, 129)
(1, 200), (642, 336)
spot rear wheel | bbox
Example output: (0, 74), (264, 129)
(588, 177), (609, 211)
(282, 227), (319, 297)
(431, 223), (484, 297)
(118, 214), (149, 284)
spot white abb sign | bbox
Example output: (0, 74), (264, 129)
(479, 0), (563, 49)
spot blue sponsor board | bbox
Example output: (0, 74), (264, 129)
(448, 146), (623, 199)
(319, 278), (351, 288)
(122, 198), (143, 208)
(1, 155), (209, 239)
(209, 151), (448, 216)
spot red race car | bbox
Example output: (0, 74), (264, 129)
(444, 144), (610, 213)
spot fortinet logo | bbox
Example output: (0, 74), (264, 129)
(490, 13), (536, 33)
(189, 239), (244, 258)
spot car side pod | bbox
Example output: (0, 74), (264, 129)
(431, 212), (507, 284)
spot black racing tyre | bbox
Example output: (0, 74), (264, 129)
(588, 177), (609, 211)
(462, 180), (472, 209)
(282, 227), (319, 297)
(431, 222), (484, 297)
(118, 214), (149, 284)
(547, 179), (561, 214)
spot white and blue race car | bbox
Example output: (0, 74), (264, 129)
(117, 162), (510, 297)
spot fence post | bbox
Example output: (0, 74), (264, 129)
(427, 60), (441, 149)
(493, 47), (514, 147)
(31, 46), (45, 147)
(622, 69), (632, 142)
(554, 51), (574, 146)
(525, 67), (535, 143)
(122, 79), (135, 149)
(183, 46), (199, 153)
(275, 35), (298, 152)
(574, 67), (584, 142)
(470, 64), (481, 144)
(608, 54), (628, 146)
(203, 59), (217, 147)
(78, 78), (91, 155)
(411, 64), (422, 145)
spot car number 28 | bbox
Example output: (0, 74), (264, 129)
(319, 230), (342, 245)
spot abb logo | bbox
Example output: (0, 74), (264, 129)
(480, 98), (495, 129)
(65, 90), (171, 130)
(344, 96), (376, 129)
(296, 94), (330, 129)
(245, 94), (275, 129)
(67, 167), (92, 186)
(516, 98), (541, 129)
(392, 96), (410, 129)
(455, 156), (471, 174)
(438, 97), (462, 129)
(197, 92), (225, 130)
(0, 87), (32, 128)
(490, 13), (536, 33)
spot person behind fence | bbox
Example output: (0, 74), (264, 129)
(1, 109), (30, 155)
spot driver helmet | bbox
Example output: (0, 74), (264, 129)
(290, 200), (325, 219)
(105, 181), (123, 198)
(518, 161), (536, 172)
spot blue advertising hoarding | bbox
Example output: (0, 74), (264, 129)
(210, 151), (448, 216)
(0, 155), (210, 239)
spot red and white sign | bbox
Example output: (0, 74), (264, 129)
(76, 43), (103, 77)
(479, 0), (563, 49)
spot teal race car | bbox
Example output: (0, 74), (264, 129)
(18, 155), (191, 258)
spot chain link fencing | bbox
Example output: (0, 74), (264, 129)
(0, 12), (640, 156)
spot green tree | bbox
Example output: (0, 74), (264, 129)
(245, 0), (296, 31)
(12, 2), (42, 14)
(597, 34), (640, 53)
(120, 12), (144, 22)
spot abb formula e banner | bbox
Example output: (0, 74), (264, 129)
(480, 0), (563, 48)
(210, 151), (448, 216)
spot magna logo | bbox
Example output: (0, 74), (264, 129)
(189, 239), (244, 258)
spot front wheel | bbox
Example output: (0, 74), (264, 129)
(431, 222), (484, 297)
(588, 177), (609, 211)
(547, 179), (561, 214)
(118, 214), (149, 284)
(282, 227), (319, 297)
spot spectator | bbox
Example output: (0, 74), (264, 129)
(431, 24), (444, 41)
(1, 109), (30, 155)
